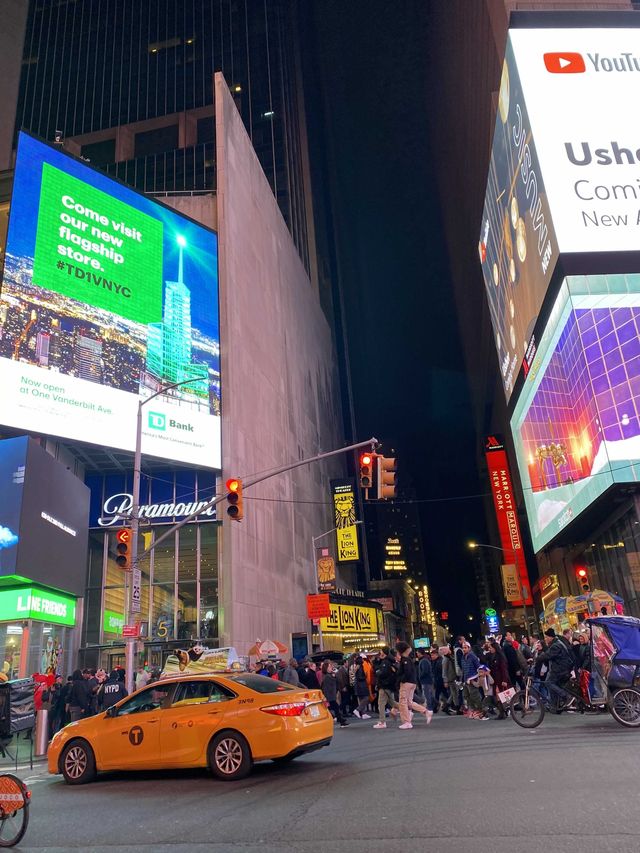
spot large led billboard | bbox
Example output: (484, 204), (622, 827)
(0, 133), (220, 468)
(481, 22), (640, 402)
(511, 273), (640, 552)
(0, 437), (90, 595)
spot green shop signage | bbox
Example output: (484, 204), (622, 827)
(103, 609), (124, 635)
(0, 587), (76, 627)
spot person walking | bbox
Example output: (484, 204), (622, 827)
(336, 659), (351, 717)
(353, 656), (372, 719)
(418, 649), (434, 712)
(298, 659), (318, 690)
(101, 670), (129, 710)
(461, 642), (484, 719)
(396, 641), (432, 729)
(67, 669), (93, 722)
(486, 640), (511, 720)
(321, 661), (349, 727)
(280, 658), (300, 687)
(373, 646), (399, 729)
(430, 648), (447, 712)
(440, 646), (459, 715)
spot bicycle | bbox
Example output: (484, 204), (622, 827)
(510, 674), (586, 729)
(0, 774), (30, 847)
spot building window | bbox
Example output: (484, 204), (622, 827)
(134, 125), (179, 159)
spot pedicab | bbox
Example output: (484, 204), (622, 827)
(510, 615), (640, 728)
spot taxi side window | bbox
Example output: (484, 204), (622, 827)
(208, 682), (235, 703)
(172, 681), (212, 707)
(118, 685), (173, 715)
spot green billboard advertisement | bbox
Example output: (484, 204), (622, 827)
(33, 164), (163, 324)
(0, 586), (76, 627)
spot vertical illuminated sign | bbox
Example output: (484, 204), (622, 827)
(484, 435), (532, 606)
(330, 480), (360, 562)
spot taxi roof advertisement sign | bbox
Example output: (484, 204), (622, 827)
(0, 133), (221, 469)
(480, 21), (640, 403)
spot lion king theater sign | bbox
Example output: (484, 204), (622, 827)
(320, 602), (383, 636)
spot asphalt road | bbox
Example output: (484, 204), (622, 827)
(11, 711), (640, 853)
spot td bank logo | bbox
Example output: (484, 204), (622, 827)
(148, 412), (166, 431)
(544, 52), (585, 74)
(147, 411), (194, 433)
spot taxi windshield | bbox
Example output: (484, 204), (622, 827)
(229, 674), (297, 693)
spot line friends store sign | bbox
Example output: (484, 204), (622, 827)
(320, 603), (381, 636)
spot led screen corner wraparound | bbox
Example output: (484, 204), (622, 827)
(511, 273), (640, 552)
(479, 35), (559, 402)
(481, 25), (640, 402)
(0, 133), (220, 469)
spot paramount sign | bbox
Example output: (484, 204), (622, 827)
(98, 492), (217, 527)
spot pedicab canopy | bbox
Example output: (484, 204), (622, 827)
(586, 616), (640, 664)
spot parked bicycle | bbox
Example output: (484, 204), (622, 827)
(0, 774), (29, 848)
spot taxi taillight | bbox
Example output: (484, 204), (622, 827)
(260, 702), (306, 717)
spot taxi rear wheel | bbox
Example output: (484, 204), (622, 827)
(60, 740), (97, 785)
(208, 731), (252, 781)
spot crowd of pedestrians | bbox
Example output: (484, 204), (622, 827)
(265, 628), (592, 729)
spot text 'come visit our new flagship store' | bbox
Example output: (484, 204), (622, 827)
(0, 132), (221, 672)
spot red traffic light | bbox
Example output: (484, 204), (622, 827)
(225, 477), (244, 522)
(360, 453), (372, 467)
(576, 568), (587, 579)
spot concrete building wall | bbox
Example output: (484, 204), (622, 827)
(214, 73), (347, 653)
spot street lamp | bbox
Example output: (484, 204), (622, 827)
(125, 376), (206, 693)
(467, 541), (536, 637)
(311, 521), (363, 652)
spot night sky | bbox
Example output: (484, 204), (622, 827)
(307, 2), (489, 632)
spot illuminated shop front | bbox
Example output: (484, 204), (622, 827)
(0, 586), (78, 679)
(80, 470), (219, 672)
(312, 595), (385, 655)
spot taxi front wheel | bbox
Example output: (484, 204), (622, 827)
(208, 731), (252, 781)
(61, 740), (97, 785)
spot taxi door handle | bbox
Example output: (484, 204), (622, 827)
(208, 710), (221, 715)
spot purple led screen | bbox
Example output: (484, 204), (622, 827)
(520, 305), (640, 493)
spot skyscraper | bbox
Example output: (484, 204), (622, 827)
(74, 333), (103, 383)
(145, 238), (208, 402)
(16, 0), (315, 277)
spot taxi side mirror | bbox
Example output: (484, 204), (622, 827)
(105, 706), (118, 718)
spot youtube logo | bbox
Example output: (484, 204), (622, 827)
(544, 52), (586, 74)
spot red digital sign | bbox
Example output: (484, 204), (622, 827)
(485, 436), (532, 606)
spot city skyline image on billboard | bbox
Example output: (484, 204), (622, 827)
(0, 133), (220, 468)
(479, 35), (559, 403)
(511, 273), (640, 552)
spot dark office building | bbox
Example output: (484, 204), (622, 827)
(16, 0), (314, 276)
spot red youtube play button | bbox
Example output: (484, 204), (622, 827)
(543, 52), (586, 74)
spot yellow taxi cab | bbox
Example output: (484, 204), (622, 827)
(48, 672), (333, 784)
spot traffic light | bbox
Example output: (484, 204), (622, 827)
(226, 478), (244, 522)
(576, 566), (590, 593)
(359, 452), (374, 490)
(377, 456), (397, 500)
(115, 528), (132, 570)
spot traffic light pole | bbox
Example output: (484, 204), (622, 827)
(142, 436), (379, 555)
(126, 432), (378, 692)
(126, 377), (207, 694)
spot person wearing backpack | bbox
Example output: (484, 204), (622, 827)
(373, 647), (399, 729)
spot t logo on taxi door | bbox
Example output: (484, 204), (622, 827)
(128, 726), (144, 746)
